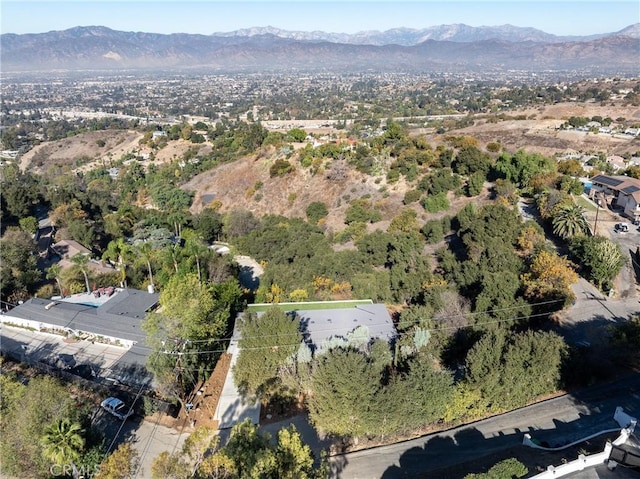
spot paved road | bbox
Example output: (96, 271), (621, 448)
(331, 374), (640, 479)
(0, 323), (129, 376)
(93, 406), (189, 479)
(330, 278), (640, 479)
(1, 324), (190, 479)
(558, 278), (639, 348)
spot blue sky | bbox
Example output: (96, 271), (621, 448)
(2, 1), (638, 36)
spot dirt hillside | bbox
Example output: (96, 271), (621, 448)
(444, 103), (640, 157)
(20, 131), (211, 175)
(20, 130), (143, 173)
(185, 154), (413, 232)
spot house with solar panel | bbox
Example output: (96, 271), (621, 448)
(589, 174), (640, 223)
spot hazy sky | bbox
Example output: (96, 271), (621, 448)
(2, 1), (638, 36)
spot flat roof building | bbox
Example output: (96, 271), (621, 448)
(1, 288), (159, 386)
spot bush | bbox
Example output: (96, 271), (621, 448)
(269, 159), (295, 177)
(306, 202), (329, 224)
(403, 189), (422, 204)
(142, 396), (159, 416)
(345, 200), (379, 224)
(386, 169), (400, 184)
(36, 284), (56, 299)
(486, 142), (501, 153)
(421, 192), (450, 213)
(467, 172), (485, 196)
(422, 220), (444, 244)
(464, 458), (527, 479)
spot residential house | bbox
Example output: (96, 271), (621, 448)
(51, 239), (115, 275)
(0, 288), (159, 386)
(590, 174), (640, 222)
(214, 301), (397, 429)
(606, 156), (626, 172)
(525, 407), (640, 478)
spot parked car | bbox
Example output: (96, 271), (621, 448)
(100, 397), (133, 420)
(614, 222), (629, 233)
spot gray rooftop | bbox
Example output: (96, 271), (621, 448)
(294, 304), (396, 350)
(8, 288), (159, 344)
(565, 464), (640, 478)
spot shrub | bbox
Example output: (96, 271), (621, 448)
(36, 284), (56, 299)
(142, 396), (158, 416)
(386, 169), (400, 184)
(306, 202), (329, 224)
(421, 192), (450, 213)
(422, 220), (444, 244)
(269, 159), (294, 177)
(403, 189), (422, 204)
(486, 141), (501, 153)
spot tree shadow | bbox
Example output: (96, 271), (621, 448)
(238, 264), (260, 290)
(629, 247), (640, 284)
(375, 397), (633, 479)
(552, 312), (633, 390)
(217, 394), (261, 430)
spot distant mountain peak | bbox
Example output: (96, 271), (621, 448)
(1, 24), (638, 73)
(211, 23), (631, 45)
(616, 23), (640, 38)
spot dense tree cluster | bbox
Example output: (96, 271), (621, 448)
(2, 80), (634, 473)
(0, 369), (105, 477)
(151, 421), (326, 479)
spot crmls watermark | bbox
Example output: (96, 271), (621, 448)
(50, 464), (101, 478)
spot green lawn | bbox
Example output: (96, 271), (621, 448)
(574, 195), (598, 212)
(247, 299), (373, 312)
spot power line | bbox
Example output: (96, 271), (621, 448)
(104, 379), (149, 457)
(2, 293), (569, 360)
(2, 295), (567, 365)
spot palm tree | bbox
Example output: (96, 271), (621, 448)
(41, 418), (85, 475)
(103, 238), (133, 288)
(46, 264), (63, 297)
(136, 242), (155, 289)
(70, 253), (91, 294)
(183, 232), (208, 284)
(552, 204), (590, 239)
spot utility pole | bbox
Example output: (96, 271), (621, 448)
(161, 338), (190, 414)
(593, 191), (604, 236)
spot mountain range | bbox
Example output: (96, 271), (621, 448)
(215, 23), (640, 45)
(1, 24), (638, 73)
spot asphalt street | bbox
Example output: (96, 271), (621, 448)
(331, 374), (640, 479)
(94, 408), (189, 479)
(330, 275), (640, 479)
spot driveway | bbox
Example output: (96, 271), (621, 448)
(579, 195), (639, 299)
(94, 406), (189, 478)
(234, 255), (263, 290)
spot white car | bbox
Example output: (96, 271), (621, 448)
(100, 397), (133, 420)
(614, 222), (629, 233)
